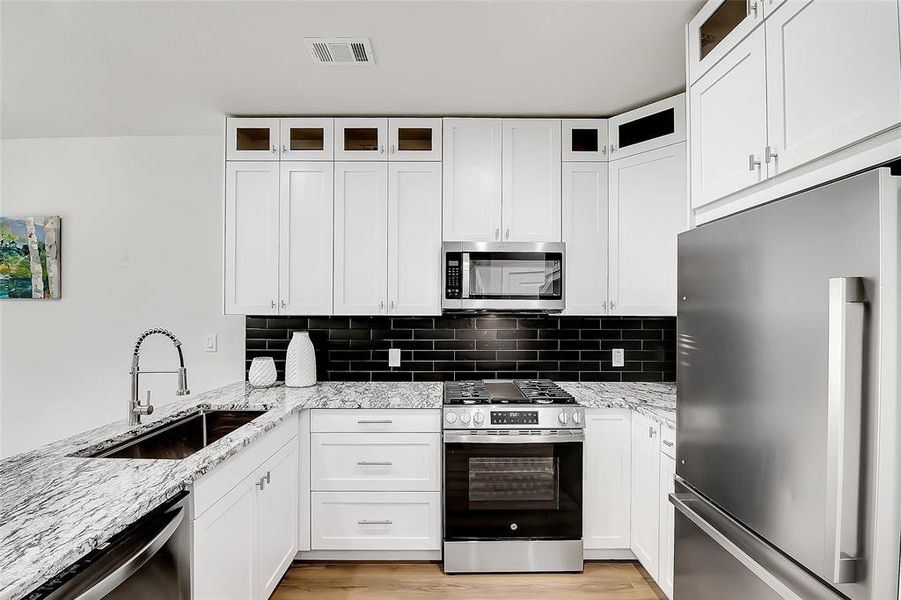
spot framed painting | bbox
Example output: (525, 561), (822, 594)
(0, 216), (61, 299)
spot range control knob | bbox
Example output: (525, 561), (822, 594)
(572, 410), (582, 424)
(460, 412), (472, 424)
(558, 410), (568, 425)
(445, 411), (457, 424)
(473, 411), (485, 425)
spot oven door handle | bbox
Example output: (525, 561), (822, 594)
(444, 431), (584, 444)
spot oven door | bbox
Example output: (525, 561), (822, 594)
(443, 431), (583, 541)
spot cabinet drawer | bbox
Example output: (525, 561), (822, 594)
(311, 433), (441, 491)
(661, 424), (676, 460)
(311, 409), (441, 433)
(311, 491), (441, 550)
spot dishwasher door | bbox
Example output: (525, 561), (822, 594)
(31, 492), (191, 600)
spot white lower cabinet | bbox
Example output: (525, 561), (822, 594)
(630, 411), (661, 579)
(582, 409), (631, 550)
(658, 454), (676, 600)
(257, 442), (300, 598)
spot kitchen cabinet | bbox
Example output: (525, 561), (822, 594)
(563, 119), (608, 161)
(501, 119), (562, 241)
(687, 0), (765, 85)
(764, 0), (901, 175)
(442, 118), (503, 241)
(335, 118), (389, 161)
(582, 409), (631, 550)
(631, 411), (661, 579)
(334, 162), (389, 314)
(388, 118), (442, 161)
(279, 162), (334, 315)
(279, 118), (334, 160)
(257, 442), (299, 599)
(224, 161), (280, 315)
(388, 162), (442, 315)
(658, 453), (676, 600)
(689, 26), (768, 209)
(608, 95), (685, 160)
(608, 143), (687, 316)
(562, 162), (609, 315)
(226, 118), (280, 161)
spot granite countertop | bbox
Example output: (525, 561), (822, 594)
(0, 379), (674, 600)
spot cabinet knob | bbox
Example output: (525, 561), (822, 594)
(379, 145), (385, 154)
(495, 228), (500, 240)
(390, 300), (396, 311)
(270, 300), (276, 309)
(748, 153), (761, 172)
(282, 144), (288, 154)
(505, 228), (510, 240)
(280, 299), (286, 309)
(610, 145), (616, 154)
(610, 301), (616, 310)
(271, 144), (277, 154)
(390, 144), (396, 154)
(765, 145), (778, 164)
(750, 1), (759, 17)
(379, 300), (385, 312)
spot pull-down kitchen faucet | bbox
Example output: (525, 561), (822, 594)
(129, 328), (190, 425)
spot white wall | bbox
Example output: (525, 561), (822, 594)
(0, 135), (245, 457)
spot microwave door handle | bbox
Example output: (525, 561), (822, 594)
(461, 253), (470, 300)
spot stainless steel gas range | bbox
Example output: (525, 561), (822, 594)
(442, 379), (584, 574)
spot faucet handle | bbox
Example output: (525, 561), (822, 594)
(134, 390), (154, 416)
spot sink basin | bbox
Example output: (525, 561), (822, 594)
(84, 410), (266, 460)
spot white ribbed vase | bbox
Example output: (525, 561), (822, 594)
(248, 357), (277, 388)
(285, 331), (316, 387)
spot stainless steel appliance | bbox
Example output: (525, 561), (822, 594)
(28, 492), (192, 599)
(442, 379), (584, 573)
(675, 168), (901, 599)
(441, 242), (565, 312)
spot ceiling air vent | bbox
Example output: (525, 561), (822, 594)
(305, 37), (375, 65)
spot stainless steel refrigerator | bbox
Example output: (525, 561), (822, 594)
(674, 167), (901, 600)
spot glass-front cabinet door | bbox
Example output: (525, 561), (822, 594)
(562, 119), (608, 161)
(226, 118), (280, 161)
(388, 118), (442, 161)
(687, 0), (765, 85)
(280, 118), (334, 160)
(608, 94), (686, 160)
(334, 118), (388, 160)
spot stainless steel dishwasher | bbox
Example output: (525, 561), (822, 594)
(27, 491), (192, 599)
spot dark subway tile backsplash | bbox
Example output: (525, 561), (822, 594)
(245, 314), (676, 383)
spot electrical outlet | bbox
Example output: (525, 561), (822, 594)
(205, 334), (218, 353)
(388, 348), (401, 368)
(612, 348), (625, 368)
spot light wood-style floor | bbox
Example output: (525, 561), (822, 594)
(272, 561), (666, 600)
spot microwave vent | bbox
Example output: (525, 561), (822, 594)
(305, 37), (375, 65)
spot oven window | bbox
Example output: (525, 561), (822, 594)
(468, 457), (559, 510)
(467, 252), (562, 300)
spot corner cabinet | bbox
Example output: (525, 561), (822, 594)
(609, 95), (686, 160)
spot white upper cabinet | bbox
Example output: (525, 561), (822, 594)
(227, 118), (280, 161)
(388, 162), (442, 315)
(631, 411), (661, 580)
(687, 0), (765, 85)
(388, 118), (442, 161)
(225, 162), (280, 315)
(334, 162), (389, 315)
(501, 119), (562, 242)
(689, 27), (768, 209)
(280, 118), (334, 161)
(583, 410), (632, 550)
(609, 143), (687, 316)
(442, 118), (503, 241)
(279, 162), (334, 315)
(562, 162), (609, 316)
(563, 119), (609, 161)
(335, 118), (389, 161)
(764, 0), (901, 175)
(608, 95), (686, 160)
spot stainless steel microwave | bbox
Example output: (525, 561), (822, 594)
(441, 242), (565, 312)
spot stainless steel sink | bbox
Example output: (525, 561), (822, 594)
(83, 410), (266, 460)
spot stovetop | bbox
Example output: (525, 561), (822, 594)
(443, 379), (575, 406)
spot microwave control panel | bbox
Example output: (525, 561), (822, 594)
(445, 253), (462, 299)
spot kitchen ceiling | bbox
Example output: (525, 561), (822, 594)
(0, 0), (703, 139)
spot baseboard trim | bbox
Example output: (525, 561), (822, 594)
(297, 549), (442, 561)
(583, 548), (636, 560)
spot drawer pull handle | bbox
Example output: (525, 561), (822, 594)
(358, 520), (393, 525)
(663, 440), (674, 447)
(357, 461), (393, 466)
(357, 419), (393, 424)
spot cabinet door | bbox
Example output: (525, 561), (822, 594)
(583, 410), (631, 549)
(658, 454), (676, 599)
(630, 412), (661, 579)
(257, 442), (299, 599)
(765, 0), (901, 175)
(225, 162), (279, 315)
(335, 118), (388, 161)
(562, 162), (609, 315)
(226, 118), (280, 161)
(609, 95), (686, 160)
(280, 118), (333, 160)
(502, 119), (562, 242)
(193, 477), (257, 600)
(690, 27), (768, 209)
(563, 119), (609, 161)
(389, 118), (442, 161)
(442, 118), (503, 241)
(388, 163), (442, 316)
(279, 162), (333, 315)
(334, 162), (388, 315)
(609, 144), (686, 316)
(687, 0), (764, 85)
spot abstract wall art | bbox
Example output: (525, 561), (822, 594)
(0, 216), (61, 299)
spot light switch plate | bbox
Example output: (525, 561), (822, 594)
(612, 348), (624, 367)
(388, 348), (401, 368)
(205, 334), (218, 353)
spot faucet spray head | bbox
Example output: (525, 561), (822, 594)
(176, 367), (190, 396)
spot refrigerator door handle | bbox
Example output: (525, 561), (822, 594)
(824, 276), (865, 584)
